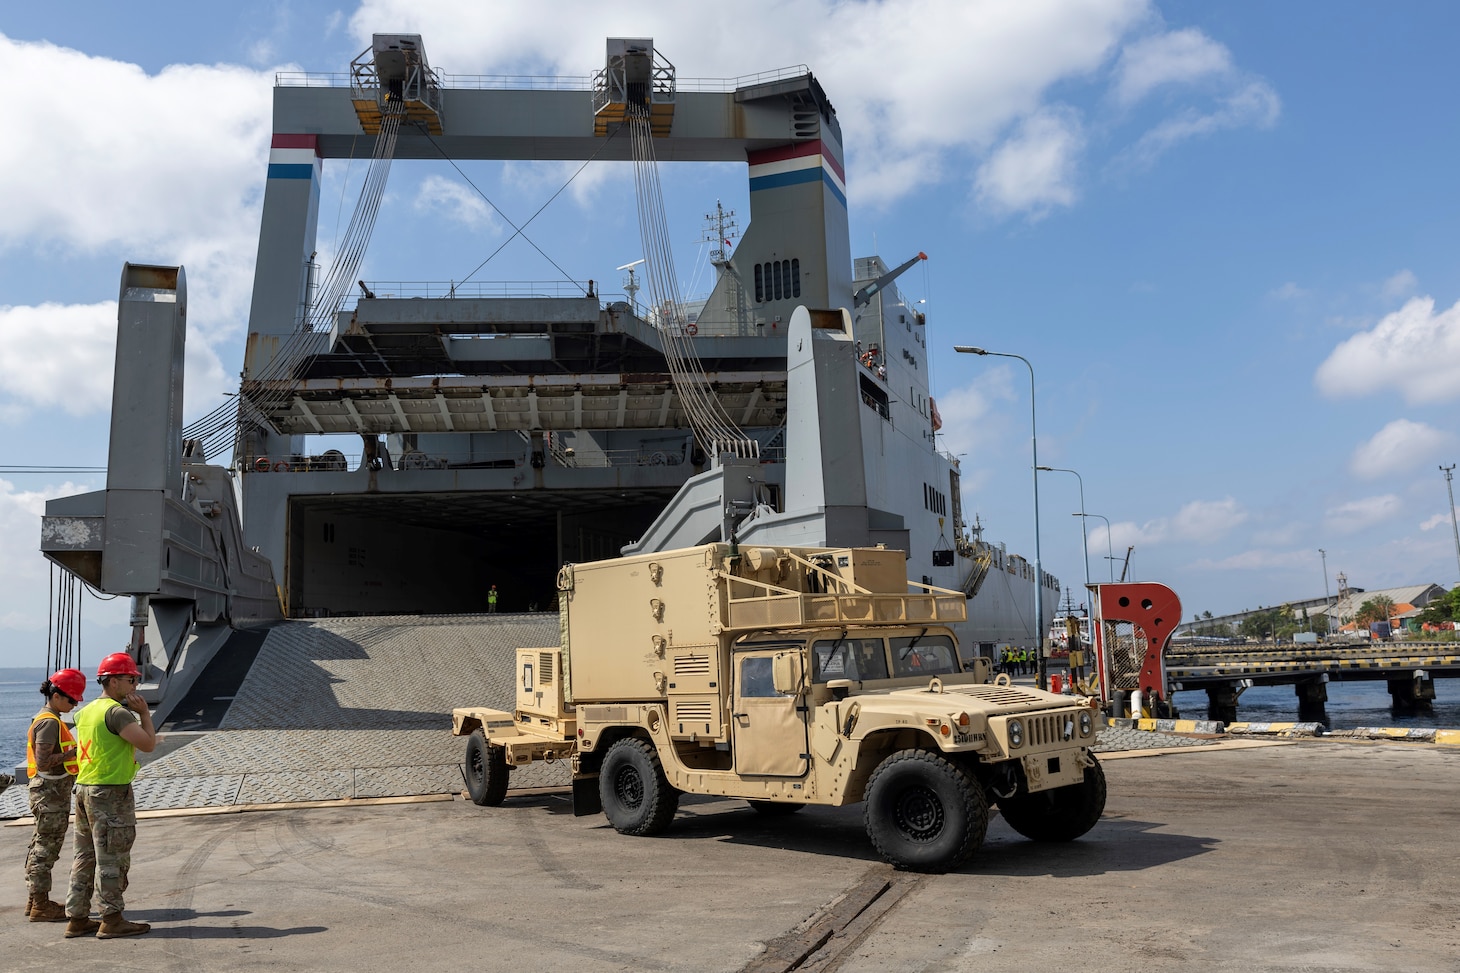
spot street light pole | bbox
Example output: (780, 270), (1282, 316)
(1076, 512), (1115, 581)
(1442, 465), (1460, 586)
(1319, 548), (1332, 637)
(1038, 466), (1090, 601)
(956, 345), (1046, 689)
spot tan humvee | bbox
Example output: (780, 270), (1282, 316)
(452, 543), (1105, 873)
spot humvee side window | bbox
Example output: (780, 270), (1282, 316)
(889, 635), (957, 677)
(739, 656), (779, 697)
(812, 638), (890, 683)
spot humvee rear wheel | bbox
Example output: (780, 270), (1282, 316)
(464, 728), (509, 807)
(600, 738), (679, 836)
(997, 755), (1106, 842)
(747, 800), (805, 816)
(864, 750), (988, 873)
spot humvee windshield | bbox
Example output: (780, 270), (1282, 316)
(811, 637), (890, 682)
(889, 634), (958, 677)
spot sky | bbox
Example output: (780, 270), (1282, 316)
(1, 1), (1459, 668)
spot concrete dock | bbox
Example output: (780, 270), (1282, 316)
(5, 739), (1457, 971)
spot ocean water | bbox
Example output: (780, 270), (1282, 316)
(1172, 679), (1460, 729)
(2, 668), (48, 772)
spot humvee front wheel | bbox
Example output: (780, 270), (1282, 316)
(997, 755), (1106, 842)
(464, 728), (509, 806)
(864, 750), (988, 873)
(600, 738), (679, 836)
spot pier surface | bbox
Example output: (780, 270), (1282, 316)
(4, 741), (1457, 971)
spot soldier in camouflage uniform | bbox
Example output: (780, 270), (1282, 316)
(23, 668), (85, 922)
(64, 653), (157, 940)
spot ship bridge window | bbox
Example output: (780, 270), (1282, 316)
(754, 259), (801, 303)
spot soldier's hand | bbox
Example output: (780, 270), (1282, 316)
(124, 691), (148, 713)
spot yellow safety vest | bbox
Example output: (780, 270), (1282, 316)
(27, 709), (79, 778)
(74, 697), (140, 786)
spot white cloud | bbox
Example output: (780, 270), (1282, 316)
(1190, 548), (1318, 571)
(930, 370), (1017, 462)
(1348, 419), (1454, 478)
(1113, 27), (1234, 105)
(0, 302), (117, 416)
(1421, 509), (1458, 531)
(1098, 497), (1247, 549)
(974, 107), (1084, 218)
(1120, 79), (1280, 169)
(1382, 269), (1419, 300)
(0, 33), (273, 422)
(1324, 494), (1402, 534)
(500, 160), (634, 210)
(1315, 296), (1460, 404)
(414, 175), (502, 232)
(1270, 281), (1308, 301)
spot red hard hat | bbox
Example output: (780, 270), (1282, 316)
(97, 652), (141, 678)
(49, 668), (86, 701)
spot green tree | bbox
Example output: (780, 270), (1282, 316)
(1355, 595), (1396, 627)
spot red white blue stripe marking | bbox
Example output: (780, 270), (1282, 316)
(748, 141), (846, 207)
(267, 134), (321, 180)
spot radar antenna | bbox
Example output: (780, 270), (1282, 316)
(617, 258), (646, 310)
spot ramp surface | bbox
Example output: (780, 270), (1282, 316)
(1, 612), (569, 817)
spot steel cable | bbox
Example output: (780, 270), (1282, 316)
(627, 109), (755, 459)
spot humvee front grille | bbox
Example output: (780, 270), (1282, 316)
(1026, 713), (1076, 747)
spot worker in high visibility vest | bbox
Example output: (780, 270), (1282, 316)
(64, 652), (157, 939)
(23, 668), (85, 922)
(488, 584), (499, 613)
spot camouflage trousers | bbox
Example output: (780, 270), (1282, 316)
(25, 776), (74, 895)
(66, 784), (136, 918)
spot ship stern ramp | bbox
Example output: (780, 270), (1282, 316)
(0, 613), (564, 819)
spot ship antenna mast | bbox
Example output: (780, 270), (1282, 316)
(617, 258), (646, 312)
(701, 200), (738, 266)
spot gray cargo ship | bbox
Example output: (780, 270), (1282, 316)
(39, 35), (1057, 720)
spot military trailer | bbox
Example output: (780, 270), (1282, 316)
(452, 543), (1105, 873)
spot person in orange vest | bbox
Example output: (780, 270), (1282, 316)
(64, 652), (157, 939)
(24, 668), (85, 922)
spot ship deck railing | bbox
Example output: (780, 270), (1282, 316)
(276, 64), (810, 93)
(254, 445), (787, 473)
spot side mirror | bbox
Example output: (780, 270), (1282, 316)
(772, 652), (804, 696)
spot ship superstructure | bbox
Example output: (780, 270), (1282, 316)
(39, 35), (1057, 715)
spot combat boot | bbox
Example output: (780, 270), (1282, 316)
(27, 892), (67, 922)
(96, 913), (151, 939)
(64, 916), (101, 938)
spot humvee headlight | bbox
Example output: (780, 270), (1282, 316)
(958, 712), (970, 727)
(1079, 711), (1093, 737)
(1008, 719), (1024, 748)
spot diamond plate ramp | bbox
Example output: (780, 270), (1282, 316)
(0, 613), (569, 818)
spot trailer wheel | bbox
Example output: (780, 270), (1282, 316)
(464, 729), (509, 807)
(747, 800), (805, 816)
(997, 755), (1106, 842)
(864, 750), (987, 873)
(599, 738), (679, 836)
